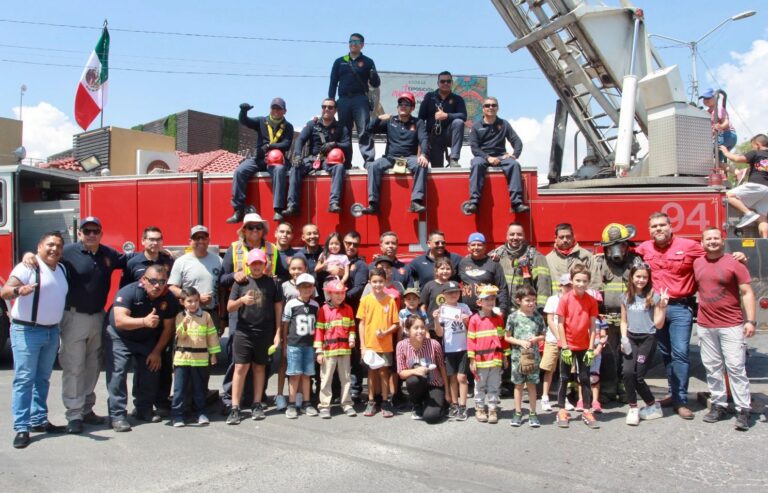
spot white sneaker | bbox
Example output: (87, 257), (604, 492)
(565, 401), (575, 411)
(541, 397), (553, 412)
(626, 407), (640, 426)
(275, 395), (288, 411)
(736, 211), (760, 229)
(639, 402), (663, 420)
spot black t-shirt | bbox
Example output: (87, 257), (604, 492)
(420, 280), (447, 331)
(109, 282), (179, 342)
(283, 298), (319, 346)
(230, 275), (283, 337)
(746, 149), (768, 187)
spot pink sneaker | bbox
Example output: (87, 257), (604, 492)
(575, 399), (584, 412)
(591, 401), (603, 413)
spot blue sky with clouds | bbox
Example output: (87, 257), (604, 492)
(1, 0), (766, 163)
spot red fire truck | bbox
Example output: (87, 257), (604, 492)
(1, 0), (765, 351)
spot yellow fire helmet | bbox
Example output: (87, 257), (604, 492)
(600, 223), (636, 246)
(476, 284), (499, 299)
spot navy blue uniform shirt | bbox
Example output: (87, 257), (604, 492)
(328, 53), (381, 99)
(109, 281), (179, 342)
(62, 242), (128, 314)
(469, 118), (523, 159)
(119, 251), (174, 288)
(417, 91), (467, 130)
(238, 110), (294, 155)
(368, 116), (428, 159)
(408, 252), (463, 286)
(293, 119), (351, 158)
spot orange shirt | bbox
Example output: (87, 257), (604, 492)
(356, 293), (398, 353)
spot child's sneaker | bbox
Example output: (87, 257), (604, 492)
(197, 414), (210, 426)
(487, 408), (499, 424)
(626, 407), (640, 426)
(509, 412), (523, 427)
(251, 402), (266, 420)
(411, 404), (424, 420)
(639, 402), (663, 420)
(381, 400), (395, 418)
(455, 405), (468, 422)
(565, 400), (575, 411)
(364, 400), (378, 417)
(575, 399), (584, 412)
(591, 401), (603, 413)
(736, 211), (760, 229)
(541, 397), (553, 412)
(275, 394), (288, 411)
(343, 405), (357, 417)
(582, 410), (600, 429)
(319, 407), (331, 419)
(226, 407), (241, 425)
(172, 418), (185, 428)
(285, 406), (298, 419)
(448, 403), (459, 419)
(475, 406), (488, 423)
(303, 405), (319, 417)
(556, 409), (570, 428)
(528, 412), (541, 428)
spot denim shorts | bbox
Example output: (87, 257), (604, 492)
(286, 345), (315, 376)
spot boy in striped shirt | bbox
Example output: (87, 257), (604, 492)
(314, 280), (357, 418)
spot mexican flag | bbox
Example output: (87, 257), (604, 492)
(74, 26), (110, 131)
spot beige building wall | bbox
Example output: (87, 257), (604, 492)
(108, 127), (175, 176)
(0, 118), (23, 165)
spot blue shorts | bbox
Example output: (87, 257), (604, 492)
(286, 345), (315, 376)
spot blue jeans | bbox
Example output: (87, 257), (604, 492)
(337, 94), (375, 164)
(655, 303), (693, 405)
(286, 345), (315, 376)
(104, 325), (159, 420)
(231, 157), (289, 211)
(717, 131), (738, 164)
(171, 366), (209, 419)
(10, 324), (61, 432)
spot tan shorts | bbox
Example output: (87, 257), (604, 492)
(539, 342), (560, 372)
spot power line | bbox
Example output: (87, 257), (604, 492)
(0, 18), (506, 49)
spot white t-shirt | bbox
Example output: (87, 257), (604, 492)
(168, 252), (222, 309)
(438, 302), (472, 353)
(10, 256), (68, 325)
(542, 294), (561, 344)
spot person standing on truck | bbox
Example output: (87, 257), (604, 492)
(219, 213), (277, 414)
(490, 222), (551, 310)
(694, 227), (755, 431)
(719, 133), (768, 236)
(3, 232), (69, 449)
(418, 71), (467, 168)
(289, 98), (351, 215)
(699, 88), (737, 165)
(465, 97), (529, 215)
(227, 97), (295, 223)
(359, 92), (430, 216)
(328, 32), (380, 167)
(545, 223), (600, 292)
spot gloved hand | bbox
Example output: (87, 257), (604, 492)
(561, 347), (573, 365)
(320, 142), (335, 153)
(584, 349), (595, 365)
(240, 103), (254, 111)
(620, 336), (632, 355)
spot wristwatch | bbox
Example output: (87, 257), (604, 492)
(13, 286), (20, 296)
(746, 320), (757, 325)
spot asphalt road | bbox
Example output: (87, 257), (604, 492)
(0, 332), (766, 492)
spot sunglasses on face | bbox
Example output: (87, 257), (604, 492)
(398, 102), (413, 108)
(245, 224), (264, 231)
(144, 277), (167, 287)
(321, 105), (336, 110)
(81, 228), (101, 236)
(439, 79), (452, 84)
(192, 235), (208, 241)
(271, 105), (284, 111)
(483, 103), (498, 108)
(344, 241), (359, 247)
(349, 39), (362, 45)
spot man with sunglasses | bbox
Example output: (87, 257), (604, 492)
(408, 230), (462, 286)
(105, 264), (178, 432)
(329, 33), (380, 166)
(288, 99), (351, 215)
(360, 92), (429, 215)
(228, 97), (295, 223)
(343, 231), (369, 401)
(465, 97), (529, 215)
(418, 71), (467, 168)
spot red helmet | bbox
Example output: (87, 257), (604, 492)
(266, 149), (284, 166)
(397, 91), (416, 107)
(326, 148), (345, 166)
(323, 280), (347, 294)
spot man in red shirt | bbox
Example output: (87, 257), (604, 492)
(693, 228), (755, 431)
(635, 212), (746, 420)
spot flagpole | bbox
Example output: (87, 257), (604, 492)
(100, 19), (108, 128)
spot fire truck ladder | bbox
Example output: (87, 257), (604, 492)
(491, 0), (650, 169)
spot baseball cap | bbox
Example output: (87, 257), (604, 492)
(468, 232), (486, 244)
(403, 287), (420, 298)
(443, 281), (461, 293)
(270, 97), (287, 110)
(247, 248), (267, 265)
(559, 273), (572, 286)
(373, 255), (394, 266)
(190, 225), (209, 238)
(477, 284), (499, 299)
(296, 273), (315, 286)
(79, 216), (101, 229)
(699, 88), (714, 99)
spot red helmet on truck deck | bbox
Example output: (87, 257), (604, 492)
(266, 149), (285, 166)
(326, 148), (345, 166)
